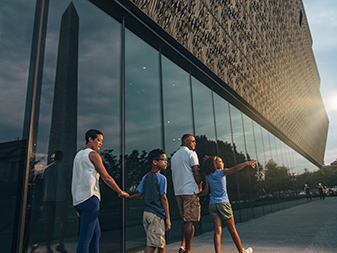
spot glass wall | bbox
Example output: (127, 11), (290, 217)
(30, 1), (124, 252)
(0, 2), (36, 252)
(1, 1), (325, 252)
(124, 27), (163, 250)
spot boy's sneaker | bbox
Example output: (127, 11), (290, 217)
(243, 247), (253, 253)
(178, 246), (186, 253)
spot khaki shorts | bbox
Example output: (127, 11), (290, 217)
(176, 194), (201, 222)
(209, 202), (233, 220)
(143, 211), (165, 248)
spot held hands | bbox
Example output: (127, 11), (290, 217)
(118, 191), (129, 198)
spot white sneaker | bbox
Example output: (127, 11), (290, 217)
(243, 247), (253, 253)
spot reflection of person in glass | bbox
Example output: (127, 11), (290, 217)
(126, 148), (171, 253)
(43, 150), (71, 253)
(71, 129), (129, 253)
(198, 156), (256, 253)
(29, 172), (44, 253)
(304, 184), (312, 201)
(171, 134), (202, 253)
(318, 183), (325, 200)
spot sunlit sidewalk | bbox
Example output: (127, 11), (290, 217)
(162, 197), (337, 253)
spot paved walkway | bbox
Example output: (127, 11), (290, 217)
(162, 197), (337, 253)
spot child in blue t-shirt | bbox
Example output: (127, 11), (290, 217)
(198, 156), (256, 253)
(127, 148), (171, 253)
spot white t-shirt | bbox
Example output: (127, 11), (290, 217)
(171, 146), (199, 195)
(72, 148), (101, 206)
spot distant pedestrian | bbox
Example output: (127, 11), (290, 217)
(318, 183), (325, 200)
(171, 134), (202, 253)
(198, 156), (256, 253)
(126, 148), (171, 253)
(304, 184), (312, 201)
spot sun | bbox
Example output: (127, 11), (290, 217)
(334, 97), (337, 108)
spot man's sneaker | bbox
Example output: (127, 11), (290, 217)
(178, 246), (186, 253)
(243, 247), (253, 253)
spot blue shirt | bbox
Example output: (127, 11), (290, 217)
(206, 169), (230, 205)
(137, 172), (167, 220)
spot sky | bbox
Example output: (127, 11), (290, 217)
(303, 0), (337, 165)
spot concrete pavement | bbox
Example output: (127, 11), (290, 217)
(162, 197), (337, 253)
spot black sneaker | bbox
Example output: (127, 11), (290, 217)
(56, 244), (68, 253)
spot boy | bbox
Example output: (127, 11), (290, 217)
(127, 148), (171, 253)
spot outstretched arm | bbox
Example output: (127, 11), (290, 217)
(89, 151), (129, 197)
(126, 192), (143, 200)
(223, 160), (257, 176)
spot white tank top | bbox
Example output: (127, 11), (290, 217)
(72, 148), (101, 206)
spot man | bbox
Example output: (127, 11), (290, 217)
(171, 134), (202, 253)
(318, 183), (325, 200)
(304, 184), (312, 201)
(43, 150), (71, 253)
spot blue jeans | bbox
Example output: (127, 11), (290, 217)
(75, 196), (101, 253)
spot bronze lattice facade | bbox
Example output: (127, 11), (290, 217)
(128, 0), (328, 166)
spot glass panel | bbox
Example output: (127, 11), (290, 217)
(213, 95), (233, 167)
(192, 77), (217, 157)
(229, 106), (254, 221)
(161, 55), (194, 241)
(0, 2), (35, 142)
(229, 105), (245, 160)
(253, 122), (265, 177)
(162, 56), (193, 156)
(252, 122), (273, 214)
(125, 28), (162, 250)
(242, 114), (259, 215)
(191, 77), (216, 234)
(33, 1), (123, 252)
(0, 2), (35, 251)
(261, 128), (272, 163)
(271, 135), (279, 164)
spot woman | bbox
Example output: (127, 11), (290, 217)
(72, 129), (128, 253)
(198, 156), (256, 253)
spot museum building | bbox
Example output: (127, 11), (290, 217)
(0, 0), (328, 252)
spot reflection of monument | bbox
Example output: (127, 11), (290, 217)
(48, 3), (79, 166)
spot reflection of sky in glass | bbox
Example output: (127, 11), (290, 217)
(213, 94), (231, 144)
(253, 121), (266, 165)
(261, 127), (272, 162)
(275, 137), (285, 166)
(162, 56), (193, 156)
(281, 141), (290, 168)
(192, 77), (215, 141)
(0, 2), (35, 142)
(229, 105), (245, 154)
(242, 114), (256, 161)
(271, 135), (279, 163)
(35, 0), (122, 170)
(125, 29), (162, 154)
